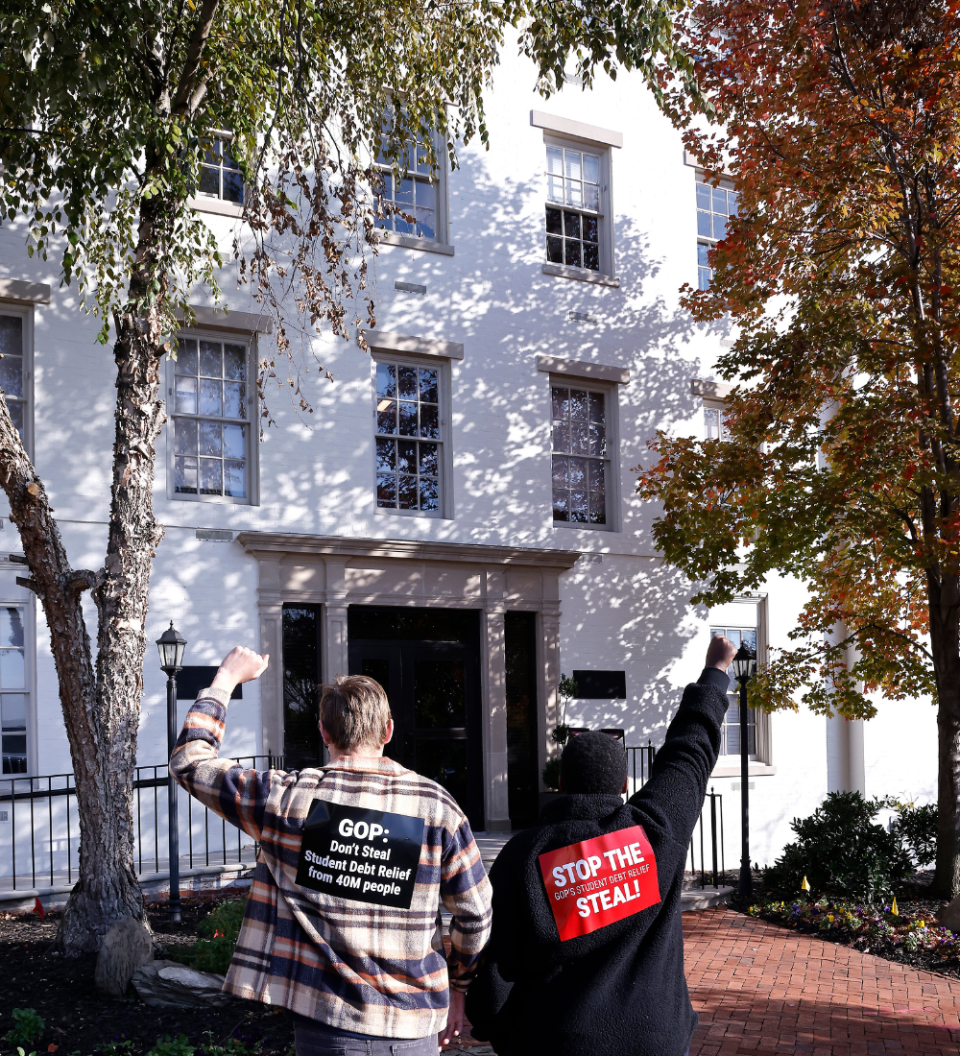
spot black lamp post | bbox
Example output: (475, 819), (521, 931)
(732, 640), (757, 900)
(156, 621), (187, 923)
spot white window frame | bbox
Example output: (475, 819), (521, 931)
(373, 121), (451, 253)
(703, 397), (732, 442)
(0, 302), (35, 460)
(549, 375), (621, 533)
(165, 328), (259, 506)
(371, 351), (453, 520)
(696, 170), (738, 290)
(709, 599), (773, 772)
(542, 133), (616, 282)
(0, 581), (35, 777)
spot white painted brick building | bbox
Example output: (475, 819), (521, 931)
(0, 48), (937, 870)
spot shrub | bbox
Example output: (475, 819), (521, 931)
(167, 898), (246, 975)
(3, 1009), (45, 1050)
(542, 758), (561, 791)
(762, 791), (913, 904)
(892, 802), (938, 868)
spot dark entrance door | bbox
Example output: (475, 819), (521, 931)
(347, 607), (484, 829)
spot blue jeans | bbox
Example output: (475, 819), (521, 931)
(292, 1015), (437, 1056)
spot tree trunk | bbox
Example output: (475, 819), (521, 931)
(0, 191), (168, 953)
(930, 572), (960, 899)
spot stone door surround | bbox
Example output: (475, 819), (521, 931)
(236, 532), (581, 832)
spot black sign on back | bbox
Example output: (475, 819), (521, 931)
(295, 801), (425, 909)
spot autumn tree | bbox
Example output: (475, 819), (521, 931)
(0, 0), (700, 952)
(640, 0), (960, 897)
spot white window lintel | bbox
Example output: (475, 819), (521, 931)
(539, 355), (629, 386)
(0, 280), (51, 305)
(365, 330), (464, 361)
(532, 111), (623, 149)
(177, 305), (273, 335)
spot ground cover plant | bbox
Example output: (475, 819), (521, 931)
(165, 899), (245, 976)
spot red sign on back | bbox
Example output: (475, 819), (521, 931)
(538, 825), (660, 942)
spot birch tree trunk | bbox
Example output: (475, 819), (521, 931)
(0, 191), (168, 954)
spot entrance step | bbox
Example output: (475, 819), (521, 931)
(681, 885), (734, 912)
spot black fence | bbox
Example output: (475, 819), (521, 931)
(625, 742), (726, 890)
(625, 741), (657, 796)
(2, 747), (727, 895)
(688, 788), (725, 889)
(0, 755), (283, 893)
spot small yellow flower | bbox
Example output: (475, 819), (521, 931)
(892, 897), (899, 916)
(801, 876), (810, 891)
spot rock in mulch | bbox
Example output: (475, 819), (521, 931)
(132, 959), (228, 1007)
(95, 916), (156, 997)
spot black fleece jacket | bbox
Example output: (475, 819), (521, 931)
(465, 668), (729, 1056)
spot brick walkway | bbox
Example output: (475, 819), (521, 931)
(449, 906), (960, 1054)
(684, 907), (960, 1056)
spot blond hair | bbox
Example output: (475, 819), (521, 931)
(318, 674), (392, 752)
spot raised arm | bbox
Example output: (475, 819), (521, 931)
(627, 635), (737, 846)
(169, 646), (274, 843)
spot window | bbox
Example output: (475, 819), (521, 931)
(198, 133), (243, 204)
(0, 309), (30, 449)
(696, 173), (738, 290)
(0, 605), (28, 774)
(545, 143), (602, 272)
(551, 385), (609, 526)
(374, 126), (442, 242)
(711, 626), (758, 757)
(704, 403), (731, 441)
(169, 335), (255, 503)
(374, 361), (443, 514)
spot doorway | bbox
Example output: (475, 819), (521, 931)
(347, 606), (484, 829)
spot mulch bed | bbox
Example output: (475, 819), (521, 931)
(0, 897), (294, 1056)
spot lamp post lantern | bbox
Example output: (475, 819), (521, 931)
(156, 621), (186, 923)
(732, 640), (757, 900)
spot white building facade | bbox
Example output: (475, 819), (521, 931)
(0, 50), (937, 871)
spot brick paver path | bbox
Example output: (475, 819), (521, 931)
(449, 905), (960, 1054)
(685, 907), (960, 1056)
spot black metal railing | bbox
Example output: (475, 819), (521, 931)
(0, 754), (283, 893)
(625, 741), (656, 796)
(688, 787), (725, 889)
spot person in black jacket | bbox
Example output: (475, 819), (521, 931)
(465, 634), (738, 1056)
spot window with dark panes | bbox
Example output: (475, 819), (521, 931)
(0, 606), (28, 774)
(710, 626), (758, 757)
(545, 144), (602, 271)
(172, 336), (252, 501)
(551, 385), (608, 525)
(0, 314), (27, 442)
(696, 173), (738, 290)
(374, 362), (442, 514)
(199, 133), (243, 204)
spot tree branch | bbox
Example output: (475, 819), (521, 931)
(170, 0), (221, 116)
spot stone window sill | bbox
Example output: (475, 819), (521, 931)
(711, 764), (777, 778)
(542, 263), (620, 288)
(379, 232), (455, 256)
(189, 196), (244, 219)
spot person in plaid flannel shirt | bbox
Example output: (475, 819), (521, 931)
(171, 646), (493, 1056)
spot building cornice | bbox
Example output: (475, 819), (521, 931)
(236, 532), (582, 570)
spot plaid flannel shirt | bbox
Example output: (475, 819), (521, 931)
(170, 687), (493, 1039)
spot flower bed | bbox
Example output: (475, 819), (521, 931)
(746, 897), (960, 978)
